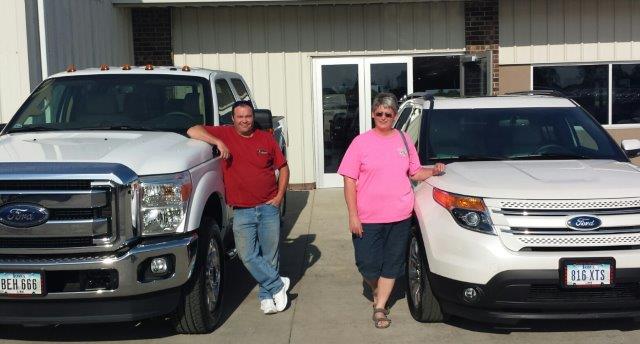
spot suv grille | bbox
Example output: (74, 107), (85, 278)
(527, 283), (640, 302)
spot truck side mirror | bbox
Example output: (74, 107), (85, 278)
(253, 109), (273, 131)
(621, 139), (640, 158)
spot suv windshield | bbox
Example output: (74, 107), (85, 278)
(5, 75), (213, 134)
(422, 107), (628, 163)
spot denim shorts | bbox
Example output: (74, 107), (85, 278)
(352, 218), (412, 280)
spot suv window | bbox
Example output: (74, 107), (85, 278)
(419, 107), (627, 163)
(231, 78), (251, 101)
(404, 107), (423, 146)
(215, 79), (236, 125)
(394, 106), (412, 130)
(6, 75), (212, 133)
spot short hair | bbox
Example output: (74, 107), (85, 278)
(371, 93), (398, 114)
(231, 100), (254, 116)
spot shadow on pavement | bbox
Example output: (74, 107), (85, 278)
(0, 191), (320, 341)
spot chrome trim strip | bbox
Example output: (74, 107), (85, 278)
(0, 162), (138, 185)
(494, 208), (640, 216)
(0, 190), (108, 209)
(0, 218), (109, 237)
(502, 227), (640, 236)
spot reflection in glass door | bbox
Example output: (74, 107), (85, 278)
(365, 56), (412, 127)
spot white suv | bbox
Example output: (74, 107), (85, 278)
(397, 93), (640, 324)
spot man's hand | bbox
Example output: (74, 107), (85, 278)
(349, 214), (363, 238)
(265, 195), (283, 207)
(216, 141), (231, 160)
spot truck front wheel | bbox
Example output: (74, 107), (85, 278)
(406, 228), (445, 323)
(173, 219), (225, 334)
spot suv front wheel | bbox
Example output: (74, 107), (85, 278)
(406, 228), (445, 322)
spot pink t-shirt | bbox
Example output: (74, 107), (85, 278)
(338, 130), (422, 224)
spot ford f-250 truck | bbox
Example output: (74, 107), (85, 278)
(0, 65), (286, 333)
(396, 93), (640, 324)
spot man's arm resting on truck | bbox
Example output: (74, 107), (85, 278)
(266, 164), (289, 207)
(187, 125), (231, 159)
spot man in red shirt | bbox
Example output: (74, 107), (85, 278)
(187, 100), (290, 314)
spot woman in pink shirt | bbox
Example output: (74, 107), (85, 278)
(338, 93), (445, 329)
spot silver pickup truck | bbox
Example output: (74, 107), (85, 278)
(0, 65), (286, 333)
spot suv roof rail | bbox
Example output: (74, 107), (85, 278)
(506, 89), (566, 97)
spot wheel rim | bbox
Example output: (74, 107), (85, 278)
(408, 236), (423, 310)
(205, 237), (222, 314)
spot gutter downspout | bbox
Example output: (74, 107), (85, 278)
(37, 0), (48, 80)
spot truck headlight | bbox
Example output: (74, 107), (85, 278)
(433, 188), (495, 235)
(137, 171), (192, 236)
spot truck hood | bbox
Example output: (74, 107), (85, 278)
(0, 131), (214, 176)
(427, 160), (640, 200)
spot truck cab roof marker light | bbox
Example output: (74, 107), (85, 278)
(66, 64), (77, 73)
(100, 64), (110, 71)
(122, 64), (131, 70)
(145, 64), (154, 71)
(182, 65), (191, 72)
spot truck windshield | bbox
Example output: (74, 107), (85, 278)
(422, 107), (628, 163)
(5, 75), (213, 134)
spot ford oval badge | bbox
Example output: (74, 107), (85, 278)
(566, 215), (602, 231)
(0, 203), (49, 228)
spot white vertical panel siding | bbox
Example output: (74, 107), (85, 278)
(43, 0), (133, 74)
(0, 0), (32, 123)
(173, 2), (464, 184)
(501, 0), (640, 64)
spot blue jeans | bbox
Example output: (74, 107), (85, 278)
(232, 204), (284, 301)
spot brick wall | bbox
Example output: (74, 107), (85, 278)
(465, 0), (499, 95)
(132, 8), (173, 66)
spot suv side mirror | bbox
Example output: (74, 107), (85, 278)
(621, 139), (640, 158)
(253, 109), (273, 131)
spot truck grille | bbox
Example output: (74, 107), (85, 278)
(0, 180), (126, 252)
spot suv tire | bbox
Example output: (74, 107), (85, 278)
(406, 227), (445, 323)
(173, 218), (225, 334)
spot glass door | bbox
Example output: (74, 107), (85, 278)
(313, 58), (366, 188)
(313, 56), (411, 188)
(460, 51), (492, 96)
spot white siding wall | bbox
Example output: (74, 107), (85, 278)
(173, 2), (465, 184)
(43, 0), (134, 74)
(0, 0), (33, 123)
(500, 0), (640, 65)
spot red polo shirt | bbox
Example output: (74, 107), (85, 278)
(204, 126), (287, 207)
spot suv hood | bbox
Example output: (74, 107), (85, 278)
(0, 131), (214, 176)
(427, 160), (640, 199)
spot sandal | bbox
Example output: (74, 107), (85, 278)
(372, 308), (391, 329)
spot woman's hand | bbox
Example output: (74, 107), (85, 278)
(432, 163), (446, 176)
(349, 214), (364, 238)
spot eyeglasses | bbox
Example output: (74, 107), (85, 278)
(374, 112), (395, 118)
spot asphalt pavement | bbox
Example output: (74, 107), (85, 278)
(1, 189), (640, 344)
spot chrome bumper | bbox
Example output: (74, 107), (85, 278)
(0, 233), (198, 300)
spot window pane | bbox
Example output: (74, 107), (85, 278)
(413, 56), (460, 97)
(612, 64), (640, 124)
(533, 65), (609, 124)
(231, 78), (251, 101)
(215, 79), (236, 124)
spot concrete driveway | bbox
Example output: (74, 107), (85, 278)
(2, 189), (640, 344)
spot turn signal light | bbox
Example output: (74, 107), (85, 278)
(66, 64), (77, 73)
(433, 189), (485, 212)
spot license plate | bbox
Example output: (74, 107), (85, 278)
(0, 272), (43, 295)
(561, 258), (614, 288)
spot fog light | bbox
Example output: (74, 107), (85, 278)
(463, 287), (479, 303)
(150, 257), (168, 275)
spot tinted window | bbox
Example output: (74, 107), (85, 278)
(231, 78), (251, 101)
(7, 75), (212, 133)
(215, 79), (236, 125)
(420, 107), (626, 164)
(533, 65), (609, 124)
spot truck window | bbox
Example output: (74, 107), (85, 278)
(215, 79), (236, 125)
(230, 78), (251, 101)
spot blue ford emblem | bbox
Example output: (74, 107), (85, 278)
(567, 215), (602, 231)
(0, 203), (49, 228)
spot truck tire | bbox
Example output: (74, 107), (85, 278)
(173, 218), (225, 334)
(406, 227), (445, 323)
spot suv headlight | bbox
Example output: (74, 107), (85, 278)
(433, 188), (495, 235)
(134, 171), (193, 236)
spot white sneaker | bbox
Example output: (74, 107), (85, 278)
(273, 276), (290, 312)
(260, 299), (277, 314)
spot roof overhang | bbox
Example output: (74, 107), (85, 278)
(112, 0), (462, 7)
